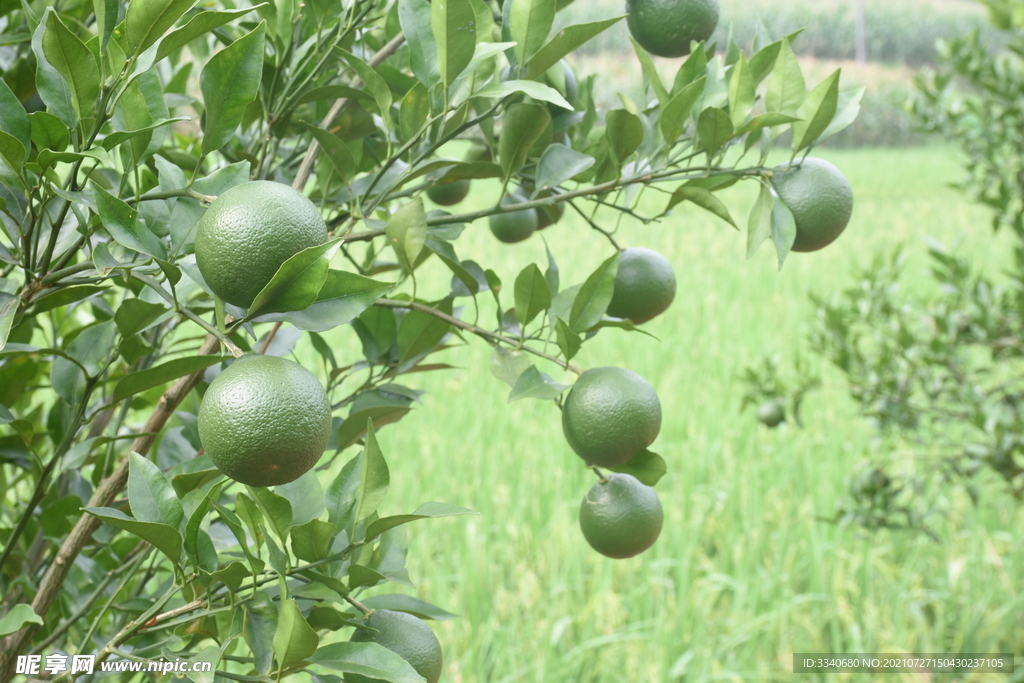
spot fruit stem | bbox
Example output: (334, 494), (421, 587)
(590, 466), (610, 484)
(344, 595), (373, 617)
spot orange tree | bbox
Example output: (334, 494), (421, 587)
(0, 0), (859, 679)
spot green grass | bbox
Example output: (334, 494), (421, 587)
(318, 147), (1024, 682)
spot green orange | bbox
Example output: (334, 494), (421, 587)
(426, 178), (471, 206)
(606, 247), (677, 324)
(198, 354), (332, 487)
(579, 473), (664, 559)
(756, 398), (786, 427)
(194, 180), (327, 308)
(489, 194), (538, 243)
(347, 610), (443, 683)
(627, 0), (720, 58)
(562, 367), (661, 467)
(770, 157), (854, 253)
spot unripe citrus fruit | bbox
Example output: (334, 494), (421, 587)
(770, 157), (854, 253)
(489, 195), (538, 243)
(198, 354), (332, 487)
(536, 199), (564, 230)
(347, 610), (443, 683)
(194, 180), (328, 308)
(756, 398), (785, 427)
(426, 178), (471, 206)
(579, 473), (663, 558)
(627, 0), (719, 58)
(562, 367), (661, 467)
(606, 247), (677, 324)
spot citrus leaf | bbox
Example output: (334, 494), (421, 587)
(630, 37), (669, 106)
(273, 599), (319, 670)
(664, 185), (738, 229)
(101, 117), (188, 151)
(534, 144), (594, 193)
(510, 0), (555, 66)
(156, 5), (265, 62)
(525, 16), (624, 79)
(28, 111), (70, 153)
(792, 69), (840, 153)
(397, 298), (452, 364)
(426, 238), (478, 296)
(489, 346), (531, 387)
(308, 641), (426, 682)
(507, 364), (569, 402)
(771, 194), (797, 271)
(659, 76), (705, 143)
(247, 238), (341, 318)
(114, 298), (168, 339)
(291, 519), (338, 562)
(0, 604), (43, 638)
(569, 252), (619, 333)
(0, 79), (29, 157)
(200, 21), (265, 155)
(497, 102), (551, 181)
(184, 483), (221, 570)
(83, 507), (183, 563)
(554, 317), (580, 361)
(387, 199), (428, 271)
(31, 285), (106, 315)
(276, 470), (325, 527)
(765, 37), (806, 116)
(31, 19), (76, 128)
(728, 52), (755, 128)
(819, 85), (865, 143)
(365, 502), (478, 539)
(269, 270), (392, 332)
(92, 183), (168, 259)
(243, 593), (278, 675)
(606, 449), (667, 486)
(605, 108), (643, 163)
(349, 564), (388, 589)
(127, 452), (184, 528)
(399, 0), (440, 89)
(733, 112), (801, 138)
(478, 79), (571, 110)
(0, 294), (17, 354)
(360, 595), (458, 621)
(42, 9), (99, 123)
(697, 106), (733, 156)
(431, 0), (476, 85)
(126, 0), (200, 56)
(352, 420), (390, 531)
(112, 355), (231, 404)
(514, 263), (551, 327)
(302, 122), (358, 182)
(746, 183), (774, 258)
(247, 487), (293, 545)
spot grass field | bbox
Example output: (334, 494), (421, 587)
(314, 146), (1024, 682)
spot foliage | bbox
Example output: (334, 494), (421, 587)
(0, 0), (857, 679)
(754, 0), (1024, 534)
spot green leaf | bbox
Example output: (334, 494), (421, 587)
(525, 16), (624, 79)
(349, 564), (388, 589)
(336, 407), (411, 453)
(126, 0), (200, 56)
(510, 0), (556, 67)
(112, 355), (232, 404)
(273, 599), (319, 670)
(302, 123), (357, 183)
(507, 364), (568, 402)
(128, 452), (184, 528)
(184, 483), (221, 571)
(554, 317), (580, 361)
(31, 20), (76, 129)
(200, 21), (266, 155)
(0, 80), (29, 161)
(606, 449), (667, 486)
(569, 252), (619, 333)
(276, 470), (325, 526)
(360, 595), (458, 621)
(664, 185), (737, 229)
(497, 102), (551, 181)
(275, 270), (392, 333)
(156, 6), (264, 62)
(728, 52), (755, 128)
(792, 69), (840, 153)
(697, 107), (733, 157)
(534, 144), (594, 193)
(765, 37), (805, 116)
(749, 29), (804, 85)
(514, 263), (551, 327)
(337, 50), (394, 126)
(29, 111), (70, 152)
(291, 519), (338, 562)
(101, 117), (188, 152)
(399, 0), (440, 89)
(31, 285), (106, 315)
(42, 9), (99, 124)
(0, 604), (43, 637)
(398, 82), (430, 143)
(478, 79), (570, 111)
(247, 239), (341, 317)
(0, 130), (25, 189)
(431, 0), (476, 85)
(746, 183), (773, 258)
(605, 109), (643, 165)
(92, 183), (167, 259)
(733, 112), (801, 139)
(426, 238), (479, 296)
(659, 76), (705, 143)
(818, 85), (864, 143)
(247, 486), (293, 544)
(114, 298), (167, 339)
(0, 294), (17, 353)
(84, 507), (182, 563)
(770, 195), (797, 271)
(244, 593), (278, 675)
(352, 421), (390, 531)
(397, 298), (452, 364)
(489, 346), (531, 387)
(630, 36), (669, 106)
(308, 641), (426, 682)
(365, 502), (478, 539)
(387, 199), (428, 272)
(671, 42), (707, 92)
